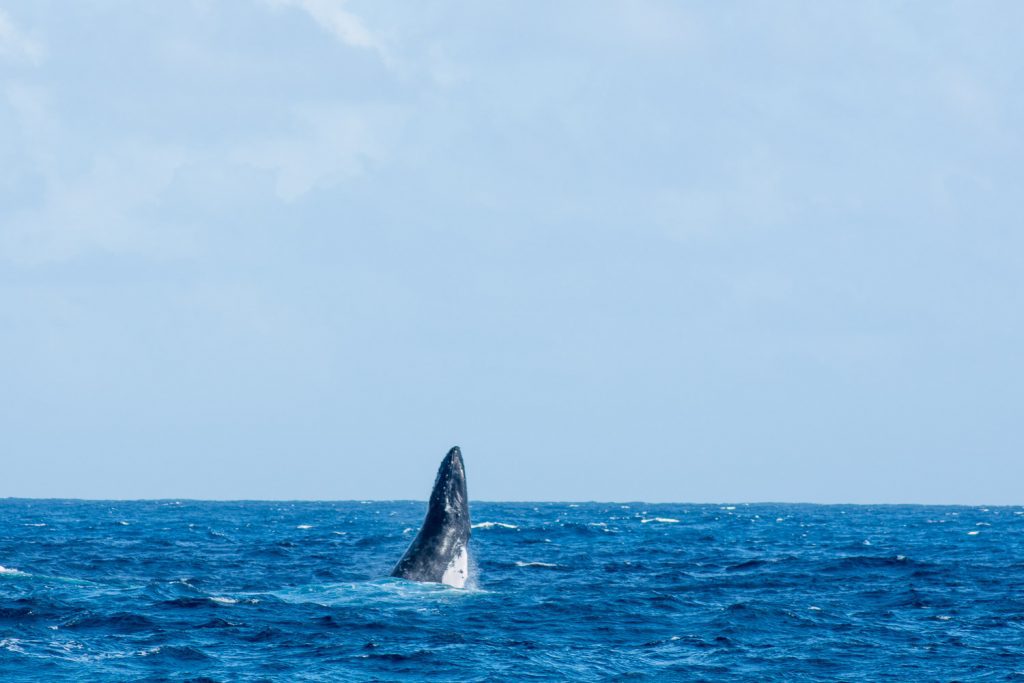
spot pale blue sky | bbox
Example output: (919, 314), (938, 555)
(1, 1), (1021, 503)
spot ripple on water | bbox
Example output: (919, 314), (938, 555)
(0, 501), (1021, 680)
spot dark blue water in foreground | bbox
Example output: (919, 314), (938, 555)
(2, 501), (1023, 681)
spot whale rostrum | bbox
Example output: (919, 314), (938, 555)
(391, 446), (471, 587)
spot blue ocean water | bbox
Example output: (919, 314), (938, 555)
(1, 500), (1023, 681)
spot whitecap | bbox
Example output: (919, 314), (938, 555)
(0, 566), (29, 577)
(896, 555), (907, 561)
(0, 638), (25, 653)
(721, 506), (736, 511)
(967, 530), (980, 536)
(515, 561), (559, 568)
(976, 522), (991, 527)
(809, 606), (822, 611)
(937, 615), (952, 621)
(862, 540), (872, 546)
(775, 517), (784, 522)
(296, 524), (312, 530)
(210, 596), (237, 605)
(472, 522), (518, 530)
(403, 527), (414, 534)
(117, 521), (130, 526)
(332, 531), (347, 535)
(24, 523), (46, 527)
(641, 518), (680, 524)
(588, 522), (607, 527)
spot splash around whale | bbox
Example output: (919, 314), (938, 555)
(390, 446), (472, 588)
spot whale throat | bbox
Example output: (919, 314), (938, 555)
(390, 446), (471, 587)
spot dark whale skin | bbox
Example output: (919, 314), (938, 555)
(391, 446), (471, 584)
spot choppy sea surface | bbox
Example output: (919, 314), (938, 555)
(1, 500), (1023, 681)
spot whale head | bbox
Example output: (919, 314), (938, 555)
(426, 446), (469, 525)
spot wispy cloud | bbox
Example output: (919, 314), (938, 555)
(1, 142), (189, 265)
(0, 81), (403, 262)
(0, 9), (44, 65)
(232, 103), (403, 201)
(267, 0), (380, 53)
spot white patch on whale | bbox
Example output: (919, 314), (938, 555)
(441, 546), (468, 588)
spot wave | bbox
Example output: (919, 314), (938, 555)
(725, 555), (800, 572)
(815, 556), (931, 575)
(0, 565), (30, 577)
(140, 645), (212, 661)
(64, 612), (158, 633)
(359, 649), (433, 663)
(160, 597), (224, 609)
(0, 500), (1018, 680)
(267, 578), (483, 608)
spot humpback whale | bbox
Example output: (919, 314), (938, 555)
(391, 446), (471, 588)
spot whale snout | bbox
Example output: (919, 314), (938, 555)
(440, 447), (467, 497)
(443, 446), (465, 479)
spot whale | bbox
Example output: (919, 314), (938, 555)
(391, 446), (471, 588)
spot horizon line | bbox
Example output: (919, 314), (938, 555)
(1, 496), (1020, 507)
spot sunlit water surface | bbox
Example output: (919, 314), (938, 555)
(2, 500), (1023, 681)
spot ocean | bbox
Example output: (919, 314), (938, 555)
(1, 500), (1022, 681)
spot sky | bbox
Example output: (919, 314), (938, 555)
(1, 1), (1021, 503)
